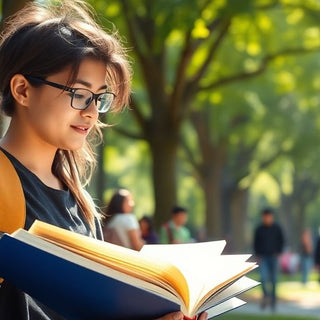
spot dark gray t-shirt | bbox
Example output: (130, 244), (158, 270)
(0, 148), (103, 319)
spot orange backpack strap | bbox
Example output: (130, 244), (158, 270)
(0, 149), (26, 283)
(0, 149), (26, 234)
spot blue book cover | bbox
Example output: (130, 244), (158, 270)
(0, 233), (180, 320)
(0, 223), (258, 320)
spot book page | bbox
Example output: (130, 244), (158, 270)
(12, 229), (182, 306)
(26, 221), (256, 318)
(197, 276), (259, 314)
(28, 221), (191, 310)
(140, 243), (256, 315)
(141, 241), (226, 260)
(205, 297), (246, 318)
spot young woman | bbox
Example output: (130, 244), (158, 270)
(0, 1), (207, 319)
(103, 189), (145, 250)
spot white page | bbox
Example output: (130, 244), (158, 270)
(205, 297), (246, 318)
(141, 241), (227, 259)
(141, 242), (256, 314)
(197, 276), (259, 313)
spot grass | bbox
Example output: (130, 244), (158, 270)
(218, 315), (319, 320)
(213, 270), (320, 320)
(244, 270), (320, 302)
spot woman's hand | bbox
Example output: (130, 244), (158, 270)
(198, 313), (208, 320)
(155, 311), (208, 320)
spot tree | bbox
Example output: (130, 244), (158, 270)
(272, 98), (320, 250)
(183, 1), (320, 242)
(91, 0), (320, 237)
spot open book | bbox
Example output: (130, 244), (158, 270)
(0, 220), (258, 320)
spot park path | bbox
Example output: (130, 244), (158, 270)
(233, 280), (320, 318)
(234, 301), (320, 318)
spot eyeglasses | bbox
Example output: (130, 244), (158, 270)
(24, 75), (115, 113)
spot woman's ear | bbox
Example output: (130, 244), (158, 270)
(10, 74), (30, 107)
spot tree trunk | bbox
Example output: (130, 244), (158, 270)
(229, 188), (249, 252)
(202, 169), (224, 240)
(2, 0), (28, 20)
(149, 134), (178, 229)
(188, 111), (228, 240)
(199, 144), (227, 240)
(279, 175), (320, 251)
(279, 194), (294, 250)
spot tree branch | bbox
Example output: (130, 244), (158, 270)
(180, 135), (202, 176)
(170, 0), (220, 121)
(120, 1), (166, 114)
(111, 125), (145, 140)
(129, 95), (147, 130)
(190, 19), (231, 86)
(120, 1), (146, 62)
(199, 46), (320, 91)
(170, 29), (194, 121)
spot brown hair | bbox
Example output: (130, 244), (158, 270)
(0, 0), (131, 232)
(105, 189), (131, 215)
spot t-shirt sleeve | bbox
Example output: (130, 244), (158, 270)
(123, 214), (139, 230)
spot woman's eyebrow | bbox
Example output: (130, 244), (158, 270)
(74, 79), (107, 90)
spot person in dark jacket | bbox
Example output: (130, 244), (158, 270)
(254, 208), (285, 311)
(314, 233), (320, 282)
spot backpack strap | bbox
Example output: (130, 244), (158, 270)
(0, 149), (26, 233)
(0, 149), (26, 283)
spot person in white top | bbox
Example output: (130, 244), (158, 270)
(102, 189), (145, 250)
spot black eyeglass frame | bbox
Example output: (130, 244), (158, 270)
(24, 75), (116, 113)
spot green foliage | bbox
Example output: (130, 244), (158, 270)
(87, 0), (320, 242)
(101, 120), (154, 219)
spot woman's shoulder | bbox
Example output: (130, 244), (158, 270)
(111, 212), (135, 220)
(108, 213), (138, 229)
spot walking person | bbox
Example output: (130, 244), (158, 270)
(300, 228), (313, 285)
(253, 208), (285, 311)
(314, 232), (320, 283)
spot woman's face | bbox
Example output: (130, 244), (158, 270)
(122, 194), (135, 213)
(25, 58), (106, 151)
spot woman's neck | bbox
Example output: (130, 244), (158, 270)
(0, 125), (63, 190)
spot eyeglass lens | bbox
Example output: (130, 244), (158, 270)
(72, 89), (114, 113)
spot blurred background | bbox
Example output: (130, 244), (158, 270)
(2, 0), (320, 251)
(2, 1), (320, 317)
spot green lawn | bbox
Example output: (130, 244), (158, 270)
(218, 315), (319, 320)
(249, 269), (320, 283)
(214, 270), (320, 320)
(244, 270), (320, 302)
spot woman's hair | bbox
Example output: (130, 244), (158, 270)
(104, 189), (130, 217)
(0, 0), (131, 231)
(103, 189), (131, 225)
